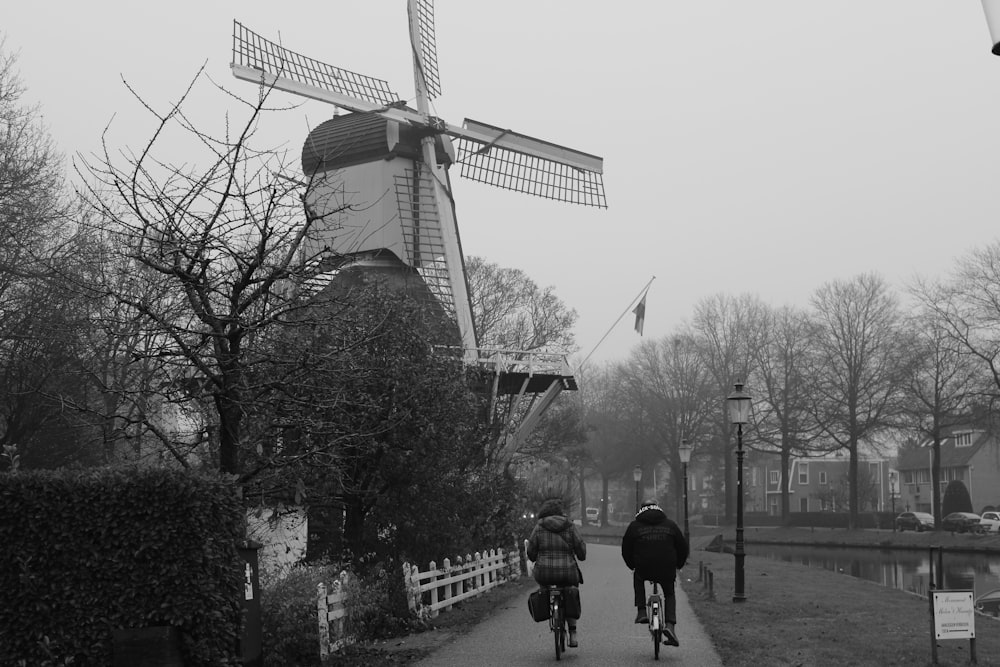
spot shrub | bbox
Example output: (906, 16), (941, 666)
(0, 467), (243, 666)
(942, 480), (974, 515)
(262, 561), (342, 667)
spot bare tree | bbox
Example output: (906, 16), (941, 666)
(750, 304), (823, 521)
(75, 68), (352, 477)
(910, 242), (1000, 410)
(621, 334), (716, 517)
(465, 255), (580, 464)
(809, 273), (909, 528)
(466, 255), (577, 354)
(910, 256), (1000, 525)
(691, 293), (768, 522)
(0, 42), (108, 468)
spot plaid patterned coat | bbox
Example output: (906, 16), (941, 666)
(526, 508), (587, 586)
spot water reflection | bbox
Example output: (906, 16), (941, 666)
(747, 544), (1000, 598)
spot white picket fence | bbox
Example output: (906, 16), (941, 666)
(316, 544), (523, 657)
(402, 545), (522, 619)
(317, 570), (353, 658)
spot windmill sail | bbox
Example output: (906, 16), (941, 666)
(410, 0), (441, 100)
(232, 21), (398, 108)
(456, 119), (606, 208)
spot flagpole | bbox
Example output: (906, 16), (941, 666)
(577, 276), (655, 372)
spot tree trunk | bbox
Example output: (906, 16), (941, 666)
(780, 446), (791, 523)
(342, 495), (367, 561)
(848, 442), (859, 530)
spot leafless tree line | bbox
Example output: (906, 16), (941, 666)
(571, 267), (1000, 529)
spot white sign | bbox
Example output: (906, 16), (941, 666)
(932, 590), (975, 640)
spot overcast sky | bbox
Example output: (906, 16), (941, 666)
(6, 2), (1000, 367)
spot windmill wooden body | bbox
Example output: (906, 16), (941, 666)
(231, 1), (605, 456)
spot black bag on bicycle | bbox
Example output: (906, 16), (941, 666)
(528, 589), (550, 622)
(562, 587), (581, 620)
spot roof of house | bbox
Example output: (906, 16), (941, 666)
(896, 430), (991, 471)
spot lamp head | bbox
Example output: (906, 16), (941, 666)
(678, 439), (693, 464)
(727, 381), (752, 425)
(632, 465), (643, 482)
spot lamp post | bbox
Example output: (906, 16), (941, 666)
(890, 471), (897, 531)
(727, 381), (752, 603)
(633, 465), (643, 513)
(678, 439), (693, 542)
(984, 0), (1000, 55)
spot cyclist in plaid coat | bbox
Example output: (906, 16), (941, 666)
(526, 497), (587, 647)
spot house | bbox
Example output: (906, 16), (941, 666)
(895, 428), (1000, 515)
(756, 452), (893, 515)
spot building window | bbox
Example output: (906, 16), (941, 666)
(769, 470), (780, 485)
(819, 471), (828, 485)
(955, 432), (972, 447)
(798, 462), (808, 485)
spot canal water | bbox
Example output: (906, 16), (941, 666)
(747, 543), (1000, 599)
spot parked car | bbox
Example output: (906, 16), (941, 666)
(942, 512), (982, 533)
(585, 507), (600, 524)
(980, 511), (1000, 533)
(895, 511), (935, 532)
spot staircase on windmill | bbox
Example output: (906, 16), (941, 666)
(230, 0), (605, 457)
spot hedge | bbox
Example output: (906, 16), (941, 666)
(0, 467), (244, 666)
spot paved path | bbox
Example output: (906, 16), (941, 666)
(415, 543), (723, 666)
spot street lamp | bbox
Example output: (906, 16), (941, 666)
(633, 465), (643, 513)
(889, 471), (897, 531)
(984, 0), (1000, 55)
(678, 439), (693, 542)
(727, 380), (752, 603)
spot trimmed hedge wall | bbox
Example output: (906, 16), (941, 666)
(0, 467), (244, 666)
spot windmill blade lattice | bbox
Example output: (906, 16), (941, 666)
(456, 139), (607, 208)
(411, 0), (441, 100)
(394, 166), (456, 317)
(232, 20), (399, 107)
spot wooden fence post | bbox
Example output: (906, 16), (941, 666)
(317, 582), (330, 659)
(428, 560), (439, 618)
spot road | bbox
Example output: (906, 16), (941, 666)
(415, 543), (723, 665)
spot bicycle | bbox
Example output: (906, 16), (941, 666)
(645, 580), (679, 659)
(547, 585), (566, 660)
(646, 581), (663, 660)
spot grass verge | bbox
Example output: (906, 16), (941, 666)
(683, 528), (1000, 666)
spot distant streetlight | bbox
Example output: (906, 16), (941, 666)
(727, 380), (752, 603)
(679, 440), (693, 542)
(984, 0), (1000, 55)
(633, 465), (643, 513)
(889, 471), (898, 531)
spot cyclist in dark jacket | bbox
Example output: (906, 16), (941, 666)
(621, 499), (689, 646)
(527, 497), (586, 648)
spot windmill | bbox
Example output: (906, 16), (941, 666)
(230, 1), (605, 457)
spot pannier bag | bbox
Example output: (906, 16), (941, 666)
(528, 588), (550, 622)
(562, 586), (582, 619)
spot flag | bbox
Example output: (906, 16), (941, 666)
(633, 293), (646, 335)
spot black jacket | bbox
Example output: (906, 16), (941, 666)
(621, 504), (689, 584)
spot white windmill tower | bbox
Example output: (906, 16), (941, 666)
(231, 1), (605, 456)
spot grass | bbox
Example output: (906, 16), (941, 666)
(683, 525), (1000, 666)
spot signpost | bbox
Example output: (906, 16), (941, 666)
(929, 589), (976, 664)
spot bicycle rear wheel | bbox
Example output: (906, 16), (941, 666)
(653, 628), (661, 659)
(553, 605), (563, 660)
